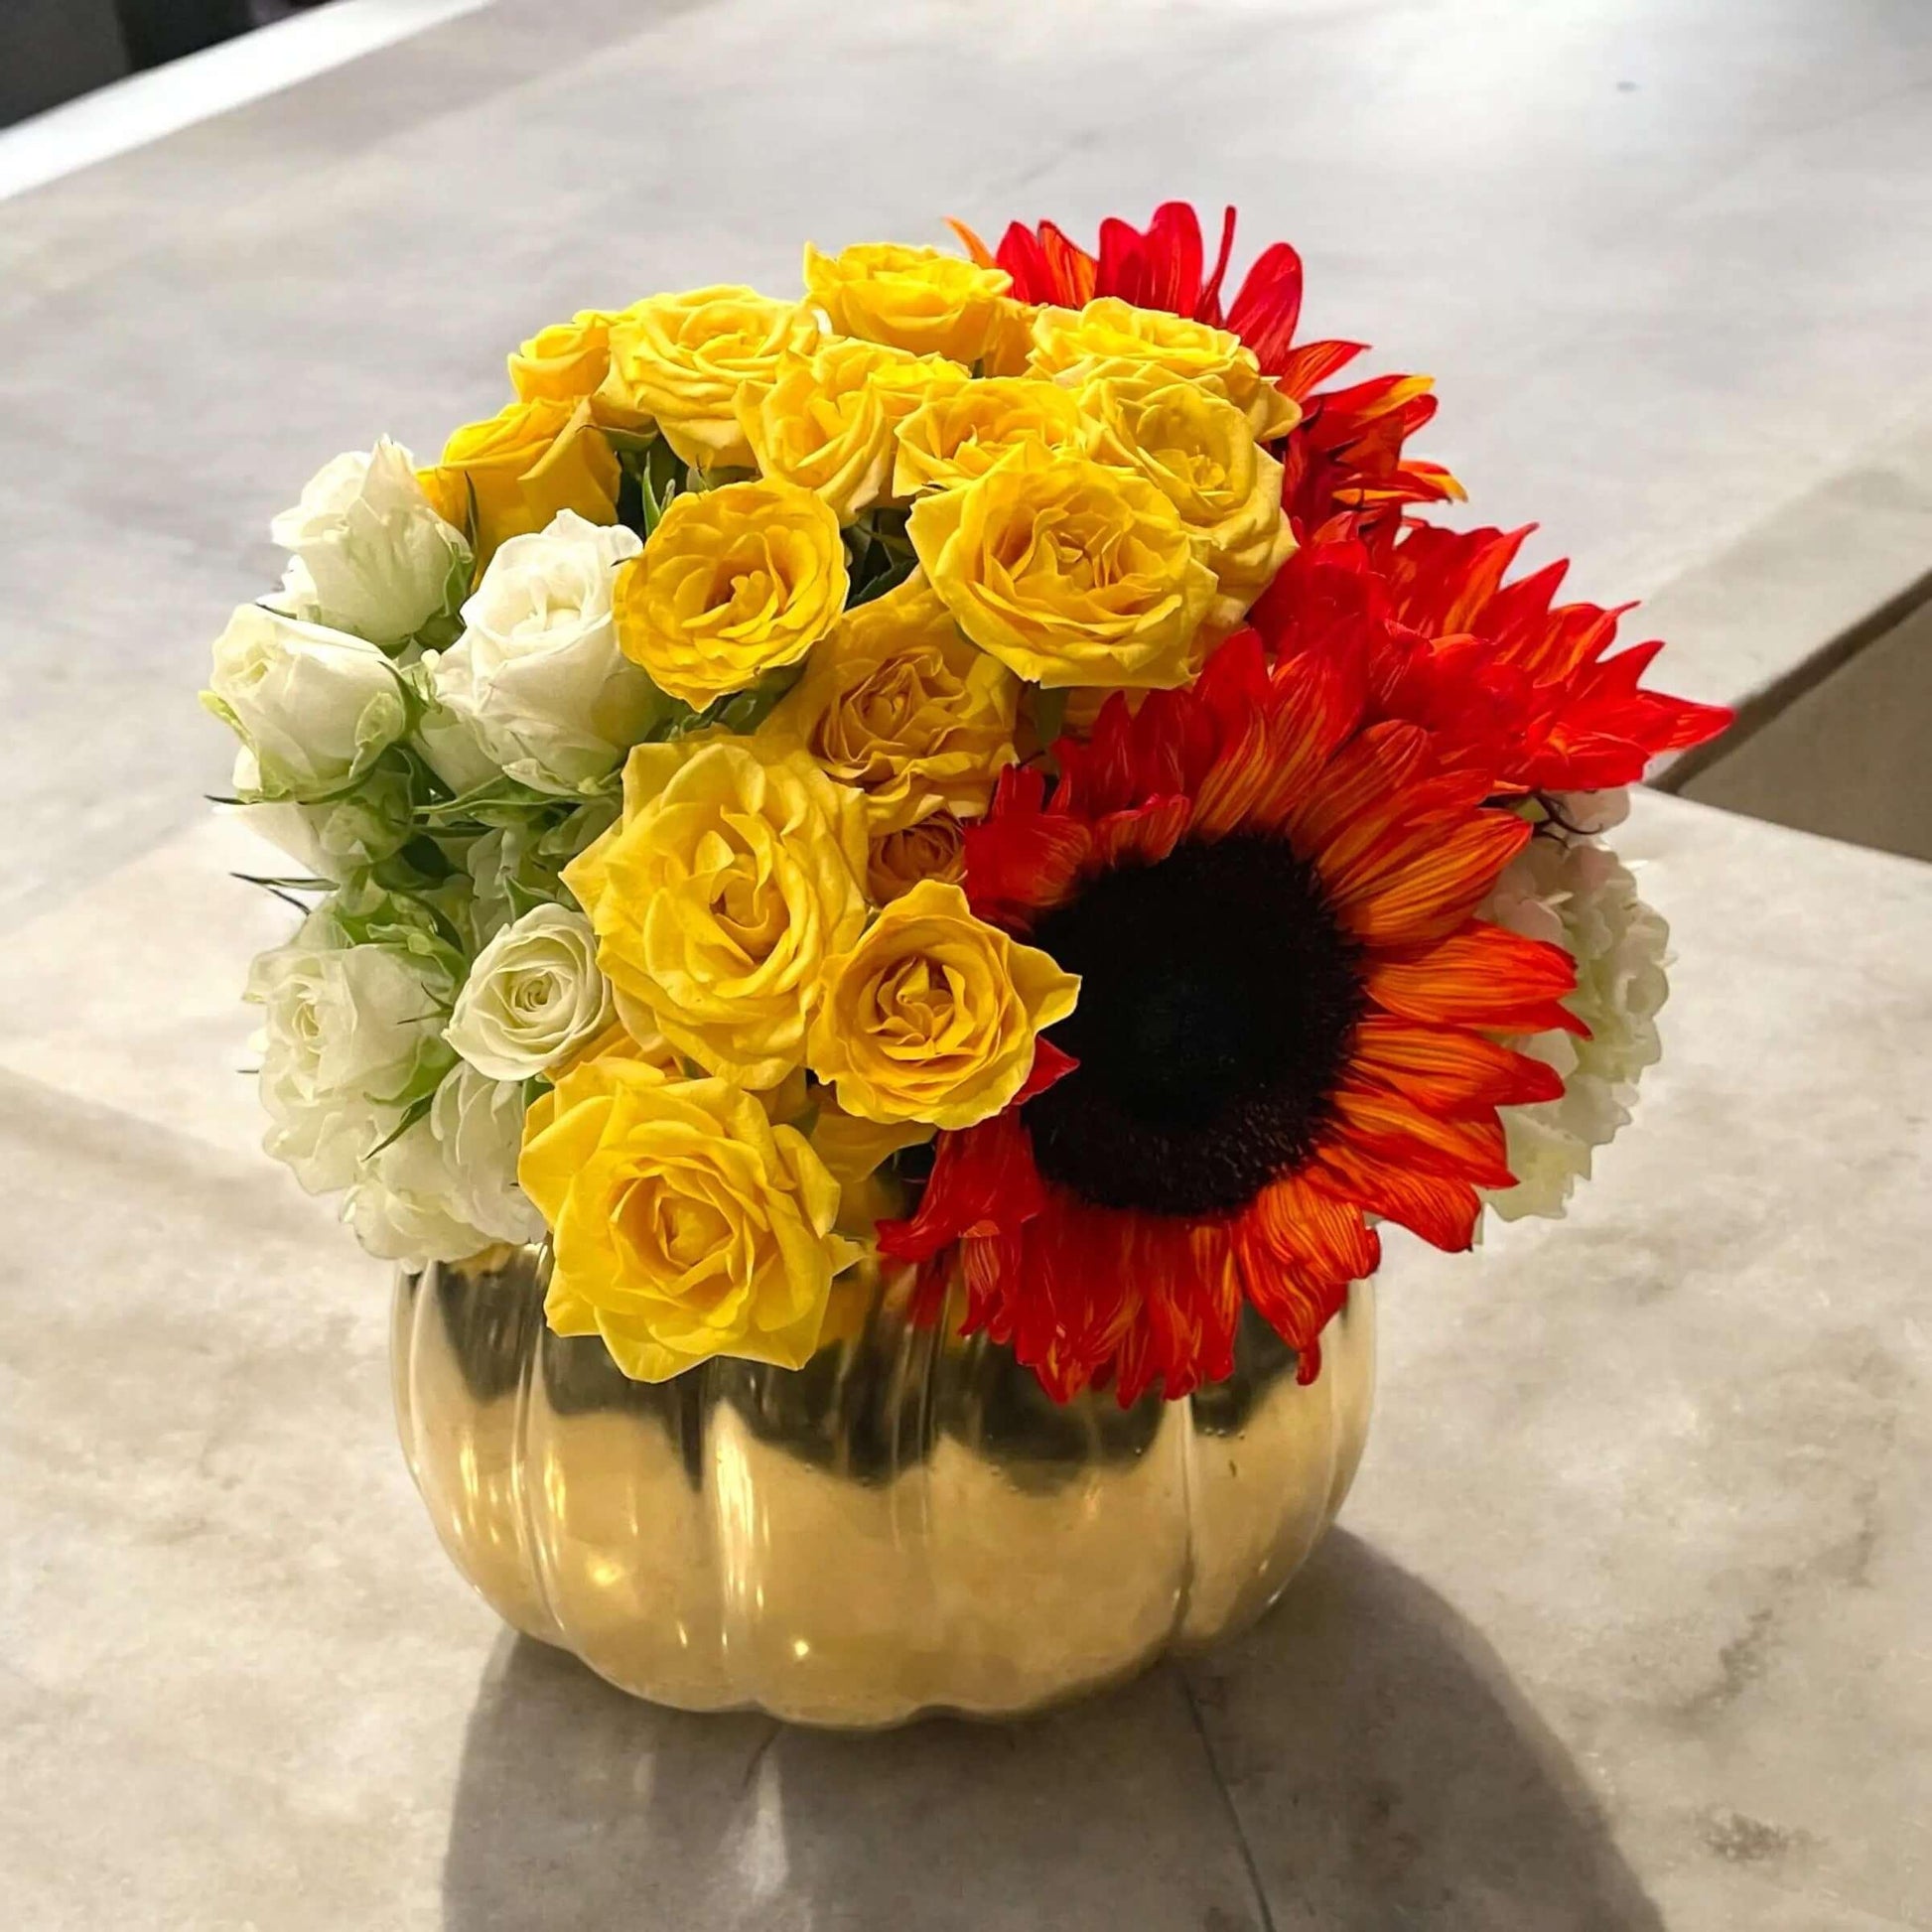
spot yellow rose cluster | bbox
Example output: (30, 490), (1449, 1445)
(404, 234), (1305, 1384)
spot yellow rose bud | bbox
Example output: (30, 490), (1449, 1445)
(613, 478), (848, 708)
(803, 241), (1016, 363)
(1080, 376), (1297, 632)
(762, 574), (1017, 834)
(737, 339), (966, 523)
(867, 811), (967, 904)
(508, 308), (624, 403)
(908, 447), (1217, 690)
(596, 286), (820, 468)
(421, 397), (620, 570)
(520, 1049), (865, 1382)
(892, 375), (1095, 496)
(807, 880), (1079, 1130)
(1029, 297), (1300, 442)
(562, 737), (870, 1090)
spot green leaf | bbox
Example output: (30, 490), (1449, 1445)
(231, 872), (334, 893)
(365, 1093), (435, 1159)
(1031, 687), (1069, 750)
(636, 437), (685, 537)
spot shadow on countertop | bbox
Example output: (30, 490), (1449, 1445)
(441, 1532), (1659, 1931)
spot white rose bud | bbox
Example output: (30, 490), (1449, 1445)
(270, 437), (471, 646)
(425, 509), (666, 795)
(445, 902), (613, 1080)
(248, 913), (452, 1137)
(228, 748), (413, 882)
(206, 605), (408, 800)
(412, 690), (502, 797)
(346, 1064), (543, 1264)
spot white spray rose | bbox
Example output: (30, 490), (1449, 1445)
(261, 1086), (396, 1196)
(445, 902), (613, 1080)
(1481, 834), (1670, 1222)
(205, 605), (408, 800)
(465, 803), (616, 944)
(247, 908), (455, 1193)
(229, 748), (413, 882)
(412, 693), (502, 798)
(346, 1064), (543, 1264)
(270, 437), (471, 646)
(425, 510), (666, 795)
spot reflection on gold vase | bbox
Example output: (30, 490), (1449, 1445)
(392, 1244), (1375, 1728)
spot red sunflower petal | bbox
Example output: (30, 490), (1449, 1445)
(1307, 1140), (1484, 1252)
(1331, 1084), (1516, 1189)
(877, 1113), (1042, 1266)
(1332, 810), (1533, 948)
(1364, 921), (1586, 1036)
(1279, 720), (1432, 854)
(1351, 1015), (1565, 1114)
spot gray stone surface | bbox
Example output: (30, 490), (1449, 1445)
(1682, 598), (1932, 862)
(8, 0), (1932, 926)
(3, 790), (1928, 1928)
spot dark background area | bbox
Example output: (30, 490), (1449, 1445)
(1, 0), (329, 127)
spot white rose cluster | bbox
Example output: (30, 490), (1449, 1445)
(210, 450), (647, 1268)
(1480, 805), (1671, 1223)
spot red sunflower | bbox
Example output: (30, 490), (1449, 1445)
(1253, 525), (1733, 793)
(879, 631), (1583, 1406)
(951, 201), (1462, 541)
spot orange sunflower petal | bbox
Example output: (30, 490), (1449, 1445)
(1332, 810), (1532, 948)
(1351, 1014), (1564, 1114)
(1331, 1084), (1515, 1188)
(1364, 921), (1585, 1036)
(1307, 1140), (1483, 1252)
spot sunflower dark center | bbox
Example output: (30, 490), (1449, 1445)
(1025, 833), (1365, 1217)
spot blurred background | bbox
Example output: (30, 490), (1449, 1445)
(4, 1), (334, 125)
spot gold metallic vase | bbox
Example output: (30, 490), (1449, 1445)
(392, 1246), (1375, 1727)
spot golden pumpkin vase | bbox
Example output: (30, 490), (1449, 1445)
(392, 1244), (1376, 1727)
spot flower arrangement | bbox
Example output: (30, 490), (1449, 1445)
(209, 204), (1727, 1409)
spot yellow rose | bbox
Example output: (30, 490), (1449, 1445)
(803, 241), (1016, 363)
(908, 446), (1217, 689)
(892, 376), (1095, 496)
(807, 880), (1078, 1130)
(596, 286), (820, 467)
(562, 737), (870, 1089)
(508, 308), (624, 403)
(978, 298), (1040, 378)
(737, 339), (966, 522)
(612, 478), (848, 708)
(808, 1101), (934, 1191)
(1028, 297), (1300, 441)
(1079, 376), (1297, 632)
(867, 811), (967, 904)
(421, 397), (620, 570)
(520, 1048), (865, 1381)
(762, 574), (1017, 834)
